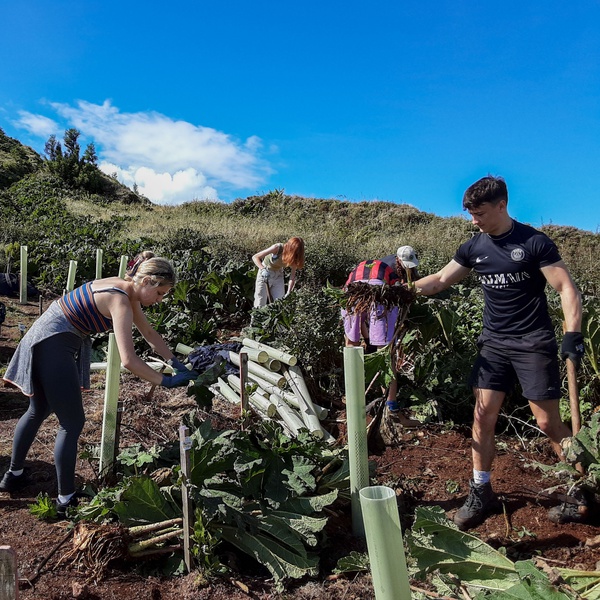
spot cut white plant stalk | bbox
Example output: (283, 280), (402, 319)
(241, 338), (297, 366)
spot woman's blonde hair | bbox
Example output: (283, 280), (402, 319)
(282, 237), (305, 269)
(126, 251), (177, 286)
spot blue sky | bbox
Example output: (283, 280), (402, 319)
(1, 1), (599, 232)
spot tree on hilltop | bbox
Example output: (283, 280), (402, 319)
(44, 128), (101, 193)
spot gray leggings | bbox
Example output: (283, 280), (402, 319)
(10, 332), (85, 495)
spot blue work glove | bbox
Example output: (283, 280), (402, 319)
(161, 370), (197, 388)
(167, 357), (188, 373)
(561, 332), (585, 370)
(260, 268), (270, 281)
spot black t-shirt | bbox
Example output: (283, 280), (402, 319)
(453, 220), (562, 335)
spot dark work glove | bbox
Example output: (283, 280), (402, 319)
(560, 332), (585, 369)
(161, 370), (198, 389)
(168, 357), (189, 373)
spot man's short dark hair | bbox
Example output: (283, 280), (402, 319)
(463, 175), (508, 210)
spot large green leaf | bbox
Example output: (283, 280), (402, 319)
(408, 506), (519, 590)
(112, 477), (180, 525)
(266, 510), (328, 547)
(563, 412), (600, 468)
(477, 561), (572, 599)
(218, 522), (320, 583)
(189, 426), (245, 484)
(280, 489), (338, 514)
(557, 568), (600, 599)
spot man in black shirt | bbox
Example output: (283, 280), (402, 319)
(416, 176), (585, 529)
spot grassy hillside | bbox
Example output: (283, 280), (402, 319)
(2, 130), (600, 424)
(2, 128), (598, 291)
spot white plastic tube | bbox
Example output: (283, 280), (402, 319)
(217, 378), (241, 405)
(66, 260), (77, 292)
(264, 357), (282, 372)
(359, 486), (411, 600)
(176, 343), (195, 356)
(249, 390), (277, 417)
(99, 333), (121, 477)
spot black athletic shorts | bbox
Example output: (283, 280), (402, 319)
(468, 329), (561, 401)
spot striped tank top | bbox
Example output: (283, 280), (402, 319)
(58, 282), (129, 335)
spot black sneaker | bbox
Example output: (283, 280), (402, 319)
(453, 480), (502, 530)
(0, 470), (29, 493)
(55, 495), (80, 520)
(548, 487), (590, 524)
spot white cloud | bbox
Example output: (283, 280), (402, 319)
(17, 100), (273, 204)
(100, 162), (218, 205)
(16, 111), (58, 138)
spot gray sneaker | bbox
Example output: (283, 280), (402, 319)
(453, 480), (502, 530)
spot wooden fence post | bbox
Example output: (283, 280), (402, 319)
(239, 351), (249, 412)
(19, 245), (27, 305)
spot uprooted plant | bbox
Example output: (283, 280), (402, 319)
(36, 417), (350, 590)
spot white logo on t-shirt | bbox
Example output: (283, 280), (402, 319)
(511, 249), (525, 261)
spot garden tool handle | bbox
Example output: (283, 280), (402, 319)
(566, 357), (581, 435)
(563, 321), (581, 435)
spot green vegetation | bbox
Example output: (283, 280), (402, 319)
(2, 128), (600, 424)
(3, 128), (600, 595)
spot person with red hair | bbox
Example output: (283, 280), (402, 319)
(252, 237), (305, 307)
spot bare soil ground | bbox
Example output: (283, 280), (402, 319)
(1, 295), (599, 599)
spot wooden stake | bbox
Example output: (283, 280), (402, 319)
(19, 245), (27, 305)
(563, 322), (582, 435)
(0, 546), (19, 600)
(179, 425), (193, 573)
(0, 545), (18, 600)
(239, 351), (249, 412)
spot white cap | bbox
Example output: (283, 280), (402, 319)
(396, 245), (419, 268)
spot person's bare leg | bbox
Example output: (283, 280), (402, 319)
(345, 336), (361, 348)
(531, 398), (590, 523)
(453, 388), (505, 530)
(528, 399), (572, 461)
(471, 388), (505, 472)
